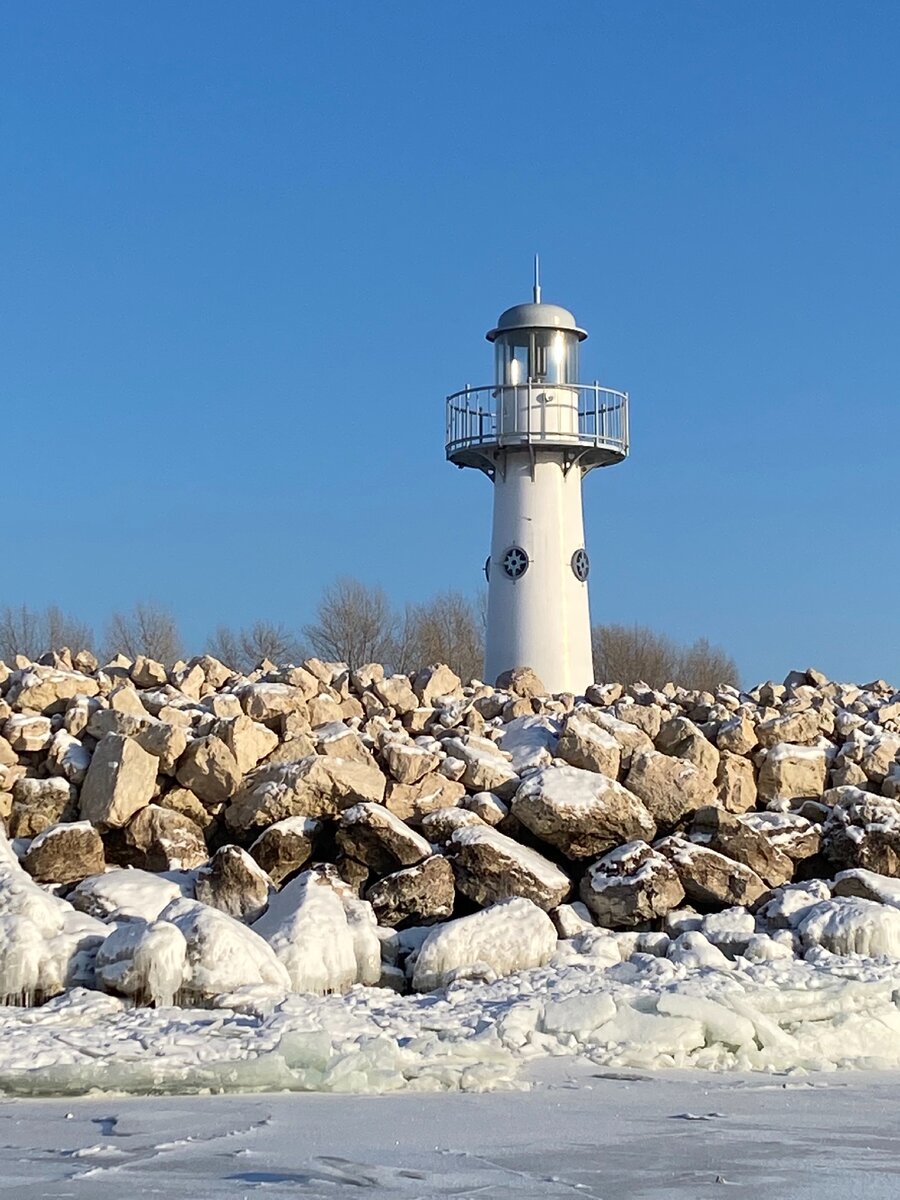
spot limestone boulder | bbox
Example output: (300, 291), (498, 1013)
(384, 773), (466, 824)
(373, 674), (419, 715)
(225, 755), (386, 834)
(625, 749), (717, 828)
(757, 743), (828, 805)
(576, 707), (654, 769)
(822, 790), (900, 875)
(419, 806), (488, 845)
(249, 817), (319, 884)
(655, 717), (720, 779)
(413, 664), (463, 706)
(10, 776), (79, 837)
(579, 841), (685, 928)
(175, 735), (242, 806)
(688, 806), (794, 888)
(121, 804), (208, 871)
(4, 714), (52, 753)
(556, 714), (621, 777)
(236, 682), (310, 726)
(213, 714), (279, 774)
(381, 739), (442, 786)
(512, 765), (656, 859)
(314, 722), (376, 766)
(130, 655), (168, 688)
(448, 823), (571, 910)
(756, 709), (820, 749)
(45, 731), (92, 786)
(656, 835), (768, 907)
(79, 734), (157, 829)
(22, 821), (105, 884)
(495, 667), (546, 699)
(440, 736), (519, 798)
(716, 714), (758, 756)
(715, 751), (757, 813)
(366, 855), (456, 927)
(194, 845), (273, 922)
(7, 666), (99, 713)
(336, 803), (432, 875)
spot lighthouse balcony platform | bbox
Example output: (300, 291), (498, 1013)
(445, 382), (629, 474)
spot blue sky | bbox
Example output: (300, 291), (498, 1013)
(2, 2), (899, 686)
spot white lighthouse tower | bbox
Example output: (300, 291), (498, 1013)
(445, 263), (629, 695)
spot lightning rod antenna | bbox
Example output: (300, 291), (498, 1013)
(533, 253), (541, 303)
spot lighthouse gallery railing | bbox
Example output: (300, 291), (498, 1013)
(445, 382), (629, 461)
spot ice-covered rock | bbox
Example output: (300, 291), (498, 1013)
(248, 817), (318, 884)
(798, 897), (900, 958)
(194, 845), (273, 922)
(411, 897), (557, 991)
(70, 868), (186, 922)
(95, 919), (188, 1006)
(656, 836), (768, 907)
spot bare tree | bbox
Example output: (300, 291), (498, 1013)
(208, 621), (305, 673)
(0, 604), (94, 661)
(392, 591), (484, 682)
(303, 577), (394, 670)
(105, 602), (183, 665)
(677, 637), (740, 693)
(592, 622), (739, 691)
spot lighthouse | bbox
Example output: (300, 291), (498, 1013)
(445, 264), (629, 695)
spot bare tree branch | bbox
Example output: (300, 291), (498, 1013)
(105, 603), (183, 666)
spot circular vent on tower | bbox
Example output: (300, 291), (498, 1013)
(501, 546), (529, 580)
(571, 548), (590, 582)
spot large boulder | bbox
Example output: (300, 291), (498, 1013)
(10, 777), (78, 837)
(797, 896), (900, 958)
(7, 666), (99, 714)
(655, 717), (720, 779)
(823, 790), (900, 875)
(511, 765), (656, 859)
(249, 817), (318, 884)
(79, 733), (157, 829)
(366, 855), (456, 927)
(225, 755), (386, 833)
(381, 739), (441, 786)
(411, 897), (557, 991)
(413, 664), (463, 705)
(335, 803), (432, 875)
(384, 773), (466, 824)
(688, 806), (794, 888)
(556, 715), (621, 777)
(440, 736), (519, 798)
(176, 735), (242, 806)
(495, 667), (545, 699)
(448, 823), (570, 910)
(194, 845), (272, 923)
(625, 750), (717, 828)
(757, 743), (828, 805)
(579, 841), (685, 928)
(121, 805), (208, 871)
(715, 751), (757, 813)
(22, 821), (105, 884)
(656, 835), (768, 907)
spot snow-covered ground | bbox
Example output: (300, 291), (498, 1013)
(3, 1064), (900, 1198)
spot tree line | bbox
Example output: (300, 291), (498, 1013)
(0, 581), (740, 691)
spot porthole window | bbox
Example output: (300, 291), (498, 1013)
(501, 546), (529, 580)
(571, 548), (590, 582)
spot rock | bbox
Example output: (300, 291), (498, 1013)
(579, 841), (685, 928)
(655, 717), (720, 779)
(832, 868), (900, 908)
(307, 693), (344, 727)
(313, 722), (375, 765)
(715, 751), (757, 813)
(366, 855), (456, 927)
(236, 682), (310, 726)
(109, 685), (150, 717)
(700, 907), (756, 957)
(194, 845), (273, 922)
(688, 806), (794, 888)
(175, 735), (242, 806)
(578, 708), (654, 769)
(249, 817), (318, 884)
(158, 786), (219, 831)
(511, 765), (656, 859)
(440, 736), (519, 798)
(498, 715), (559, 773)
(132, 719), (188, 776)
(226, 756), (386, 833)
(861, 734), (900, 785)
(384, 773), (466, 824)
(656, 835), (768, 907)
(412, 664), (463, 705)
(45, 731), (92, 786)
(737, 811), (821, 864)
(411, 897), (557, 991)
(624, 750), (717, 828)
(7, 666), (99, 713)
(373, 674), (419, 715)
(381, 739), (441, 786)
(755, 880), (832, 930)
(716, 714), (757, 755)
(756, 709), (820, 748)
(448, 823), (570, 910)
(95, 919), (188, 1006)
(550, 901), (595, 939)
(70, 868), (184, 921)
(419, 806), (487, 844)
(121, 804), (208, 871)
(336, 803), (432, 875)
(495, 667), (546, 699)
(79, 733), (158, 829)
(798, 896), (900, 957)
(4, 714), (52, 752)
(556, 714), (621, 777)
(757, 743), (828, 805)
(0, 736), (16, 768)
(462, 792), (508, 825)
(822, 790), (900, 875)
(130, 655), (169, 688)
(613, 700), (664, 740)
(10, 777), (78, 837)
(22, 821), (105, 883)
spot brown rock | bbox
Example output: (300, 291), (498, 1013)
(336, 803), (432, 875)
(226, 755), (386, 833)
(579, 841), (685, 928)
(366, 855), (456, 927)
(22, 821), (105, 883)
(556, 714), (621, 777)
(176, 735), (242, 805)
(495, 666), (546, 699)
(194, 845), (272, 922)
(384, 773), (466, 824)
(79, 733), (157, 829)
(249, 816), (318, 884)
(122, 804), (208, 871)
(625, 749), (717, 828)
(656, 835), (768, 907)
(689, 806), (794, 888)
(715, 751), (757, 813)
(10, 776), (79, 837)
(449, 823), (570, 911)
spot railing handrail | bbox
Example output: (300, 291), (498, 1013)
(446, 382), (628, 405)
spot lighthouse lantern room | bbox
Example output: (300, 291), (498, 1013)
(445, 263), (629, 695)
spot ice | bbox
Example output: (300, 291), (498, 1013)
(95, 919), (188, 1006)
(160, 898), (291, 1000)
(71, 869), (186, 922)
(798, 897), (900, 958)
(252, 868), (379, 994)
(834, 868), (900, 907)
(411, 897), (557, 991)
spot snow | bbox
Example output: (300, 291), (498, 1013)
(70, 868), (187, 922)
(798, 897), (900, 957)
(498, 714), (559, 772)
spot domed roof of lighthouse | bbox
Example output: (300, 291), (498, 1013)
(486, 256), (588, 342)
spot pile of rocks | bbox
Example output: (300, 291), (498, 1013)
(2, 648), (900, 1004)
